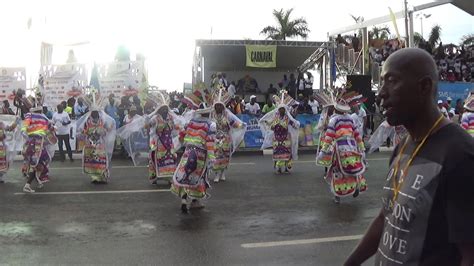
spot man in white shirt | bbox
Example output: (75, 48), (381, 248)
(438, 100), (449, 117)
(351, 105), (367, 138)
(52, 104), (73, 162)
(74, 97), (88, 119)
(245, 95), (261, 116)
(308, 95), (319, 114)
(123, 105), (141, 125)
(221, 73), (229, 88)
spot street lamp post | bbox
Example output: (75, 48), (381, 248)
(416, 13), (431, 39)
(404, 0), (410, 47)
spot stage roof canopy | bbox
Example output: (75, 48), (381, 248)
(195, 39), (327, 72)
(450, 0), (474, 15)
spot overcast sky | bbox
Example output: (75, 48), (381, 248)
(1, 0), (472, 90)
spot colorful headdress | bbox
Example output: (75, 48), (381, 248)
(313, 85), (363, 113)
(182, 83), (213, 113)
(464, 94), (474, 112)
(341, 91), (367, 107)
(85, 87), (106, 111)
(147, 88), (170, 109)
(313, 90), (335, 108)
(211, 85), (231, 106)
(334, 98), (351, 113)
(273, 90), (296, 108)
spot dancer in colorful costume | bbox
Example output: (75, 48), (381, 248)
(0, 114), (20, 183)
(316, 90), (367, 203)
(461, 94), (474, 137)
(77, 92), (116, 184)
(118, 91), (186, 184)
(210, 87), (246, 183)
(173, 87), (216, 213)
(21, 104), (57, 193)
(314, 91), (336, 173)
(259, 91), (300, 174)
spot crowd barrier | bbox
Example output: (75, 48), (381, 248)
(437, 81), (474, 103)
(11, 114), (321, 154)
(237, 114), (321, 149)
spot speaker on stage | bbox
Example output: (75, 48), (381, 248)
(347, 74), (376, 131)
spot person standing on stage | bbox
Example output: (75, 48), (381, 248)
(259, 91), (300, 174)
(173, 87), (216, 213)
(210, 87), (246, 183)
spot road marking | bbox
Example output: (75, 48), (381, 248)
(294, 158), (389, 164)
(241, 234), (363, 248)
(49, 165), (138, 170)
(366, 158), (391, 161)
(14, 189), (170, 196)
(49, 162), (255, 170)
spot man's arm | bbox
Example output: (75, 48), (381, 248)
(344, 209), (385, 266)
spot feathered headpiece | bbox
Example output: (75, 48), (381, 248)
(464, 94), (474, 112)
(211, 85), (231, 106)
(313, 90), (334, 108)
(83, 87), (106, 111)
(272, 90), (296, 108)
(147, 89), (170, 109)
(182, 83), (213, 114)
(341, 91), (367, 107)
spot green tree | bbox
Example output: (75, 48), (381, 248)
(369, 26), (391, 40)
(460, 34), (474, 46)
(260, 8), (310, 40)
(349, 14), (364, 24)
(349, 14), (364, 38)
(427, 25), (442, 49)
(413, 32), (425, 46)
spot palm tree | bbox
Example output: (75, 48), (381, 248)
(427, 25), (442, 49)
(349, 14), (364, 24)
(349, 14), (364, 38)
(460, 34), (474, 46)
(369, 26), (391, 40)
(413, 32), (425, 46)
(260, 8), (310, 40)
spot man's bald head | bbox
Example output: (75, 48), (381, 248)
(384, 48), (438, 97)
(379, 48), (440, 126)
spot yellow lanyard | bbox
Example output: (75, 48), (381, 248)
(391, 115), (444, 201)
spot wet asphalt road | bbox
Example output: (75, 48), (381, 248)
(0, 151), (391, 265)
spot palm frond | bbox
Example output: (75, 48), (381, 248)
(413, 32), (425, 46)
(349, 14), (361, 23)
(261, 8), (310, 41)
(428, 25), (442, 48)
(460, 34), (474, 46)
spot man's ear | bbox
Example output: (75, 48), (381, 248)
(418, 76), (434, 99)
